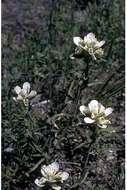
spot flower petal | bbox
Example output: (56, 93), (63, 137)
(34, 178), (45, 187)
(88, 100), (99, 114)
(98, 124), (107, 128)
(20, 89), (27, 97)
(41, 165), (48, 177)
(79, 105), (89, 115)
(95, 40), (105, 48)
(27, 90), (37, 98)
(98, 103), (105, 114)
(17, 95), (23, 100)
(41, 162), (59, 176)
(50, 162), (59, 174)
(52, 185), (61, 190)
(60, 172), (69, 182)
(14, 86), (21, 94)
(85, 33), (97, 43)
(23, 82), (30, 94)
(84, 117), (95, 124)
(104, 107), (113, 116)
(73, 37), (83, 46)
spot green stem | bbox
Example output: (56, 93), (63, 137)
(74, 59), (90, 116)
(71, 126), (99, 189)
(84, 60), (89, 86)
(25, 158), (45, 176)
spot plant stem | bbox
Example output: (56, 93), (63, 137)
(71, 126), (99, 189)
(26, 158), (45, 176)
(74, 58), (90, 115)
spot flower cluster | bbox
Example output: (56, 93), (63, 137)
(13, 82), (37, 106)
(80, 100), (113, 128)
(35, 162), (69, 190)
(73, 33), (105, 60)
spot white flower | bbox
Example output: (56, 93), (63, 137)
(13, 82), (37, 106)
(35, 162), (69, 190)
(73, 33), (105, 60)
(79, 100), (113, 128)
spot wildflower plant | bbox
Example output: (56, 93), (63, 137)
(73, 33), (105, 60)
(80, 100), (113, 128)
(3, 1), (124, 189)
(10, 30), (116, 190)
(35, 162), (69, 190)
(11, 32), (115, 189)
(13, 82), (37, 106)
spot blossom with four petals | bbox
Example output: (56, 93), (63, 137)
(35, 162), (69, 190)
(13, 82), (37, 106)
(73, 33), (105, 60)
(80, 100), (113, 128)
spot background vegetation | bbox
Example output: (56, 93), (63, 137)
(2, 0), (125, 189)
